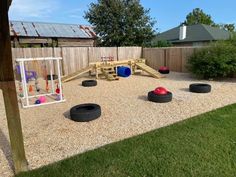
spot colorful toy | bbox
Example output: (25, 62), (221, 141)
(117, 66), (131, 77)
(158, 66), (170, 74)
(56, 84), (60, 94)
(55, 94), (61, 101)
(16, 57), (65, 108)
(29, 85), (33, 93)
(16, 65), (37, 83)
(35, 100), (41, 104)
(39, 96), (46, 103)
(154, 87), (168, 95)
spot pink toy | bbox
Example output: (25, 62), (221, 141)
(159, 66), (168, 70)
(39, 96), (46, 103)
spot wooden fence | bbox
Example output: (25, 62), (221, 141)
(143, 47), (200, 73)
(12, 46), (198, 77)
(12, 47), (142, 76)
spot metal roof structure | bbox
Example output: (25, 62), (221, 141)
(156, 24), (231, 43)
(10, 21), (97, 39)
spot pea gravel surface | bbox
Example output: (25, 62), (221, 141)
(1, 72), (236, 177)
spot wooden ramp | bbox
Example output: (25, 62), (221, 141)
(135, 63), (163, 79)
(62, 66), (93, 82)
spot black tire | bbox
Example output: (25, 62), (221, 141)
(47, 74), (58, 80)
(82, 80), (97, 87)
(70, 103), (101, 122)
(158, 69), (170, 74)
(148, 91), (172, 103)
(189, 83), (211, 93)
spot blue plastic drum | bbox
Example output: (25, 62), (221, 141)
(117, 66), (131, 77)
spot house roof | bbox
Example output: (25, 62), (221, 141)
(156, 24), (231, 43)
(9, 21), (97, 39)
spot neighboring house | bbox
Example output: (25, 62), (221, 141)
(155, 24), (231, 47)
(9, 21), (97, 47)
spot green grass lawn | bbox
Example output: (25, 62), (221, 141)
(16, 104), (236, 177)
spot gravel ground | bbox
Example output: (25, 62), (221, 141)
(1, 72), (236, 177)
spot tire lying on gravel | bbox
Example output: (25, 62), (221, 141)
(189, 83), (211, 93)
(82, 80), (97, 87)
(47, 74), (58, 80)
(70, 103), (101, 122)
(158, 69), (170, 74)
(148, 91), (172, 103)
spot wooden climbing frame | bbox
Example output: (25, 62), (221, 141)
(62, 59), (164, 82)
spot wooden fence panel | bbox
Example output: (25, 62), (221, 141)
(166, 48), (182, 72)
(143, 48), (165, 70)
(118, 47), (142, 61)
(88, 47), (117, 63)
(12, 48), (54, 78)
(61, 47), (89, 76)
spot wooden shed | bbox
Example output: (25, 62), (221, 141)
(10, 21), (97, 47)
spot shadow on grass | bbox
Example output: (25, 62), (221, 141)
(0, 128), (14, 173)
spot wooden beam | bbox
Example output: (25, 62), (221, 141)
(19, 38), (52, 44)
(0, 0), (28, 174)
(7, 0), (12, 10)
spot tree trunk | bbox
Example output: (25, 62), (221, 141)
(0, 0), (28, 174)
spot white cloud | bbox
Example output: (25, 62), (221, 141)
(66, 8), (84, 19)
(9, 0), (59, 19)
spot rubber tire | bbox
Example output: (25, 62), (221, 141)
(82, 80), (97, 87)
(148, 91), (172, 103)
(47, 74), (58, 80)
(158, 69), (170, 74)
(70, 103), (101, 122)
(189, 83), (211, 93)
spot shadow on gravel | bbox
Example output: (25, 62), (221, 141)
(0, 129), (14, 172)
(179, 88), (190, 92)
(138, 95), (148, 101)
(63, 110), (71, 119)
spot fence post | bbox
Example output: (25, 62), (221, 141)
(117, 47), (119, 61)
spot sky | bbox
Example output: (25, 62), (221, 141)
(9, 0), (236, 32)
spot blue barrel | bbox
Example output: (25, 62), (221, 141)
(117, 66), (131, 77)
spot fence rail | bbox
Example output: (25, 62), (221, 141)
(12, 46), (199, 77)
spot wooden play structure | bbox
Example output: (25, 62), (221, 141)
(62, 59), (163, 82)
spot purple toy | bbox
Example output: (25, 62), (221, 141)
(16, 65), (37, 83)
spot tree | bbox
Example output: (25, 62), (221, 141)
(184, 8), (215, 26)
(85, 0), (156, 46)
(221, 23), (235, 32)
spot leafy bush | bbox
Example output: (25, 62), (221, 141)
(144, 40), (172, 48)
(188, 41), (236, 79)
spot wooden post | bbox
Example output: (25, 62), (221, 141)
(0, 0), (28, 174)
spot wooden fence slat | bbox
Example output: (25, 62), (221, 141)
(118, 47), (142, 61)
(143, 48), (165, 70)
(88, 47), (118, 63)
